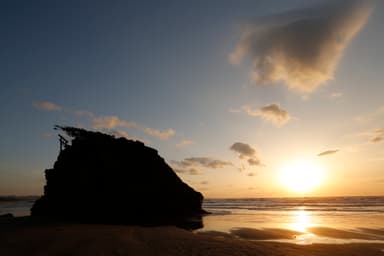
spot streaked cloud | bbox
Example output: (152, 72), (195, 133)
(76, 110), (175, 140)
(174, 168), (201, 175)
(171, 156), (232, 175)
(176, 139), (194, 148)
(174, 157), (232, 169)
(241, 103), (290, 126)
(230, 0), (372, 93)
(230, 142), (263, 166)
(358, 128), (384, 144)
(144, 127), (175, 140)
(92, 115), (137, 129)
(33, 101), (62, 111)
(318, 149), (339, 156)
(370, 136), (383, 143)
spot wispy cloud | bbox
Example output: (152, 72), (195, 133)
(144, 127), (175, 140)
(230, 142), (263, 166)
(176, 139), (194, 148)
(76, 111), (175, 141)
(93, 116), (136, 129)
(230, 0), (372, 93)
(370, 136), (383, 143)
(174, 167), (201, 175)
(240, 103), (290, 126)
(173, 157), (232, 169)
(171, 157), (232, 175)
(358, 128), (384, 144)
(318, 149), (339, 156)
(33, 101), (62, 111)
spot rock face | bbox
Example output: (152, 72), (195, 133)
(31, 126), (205, 228)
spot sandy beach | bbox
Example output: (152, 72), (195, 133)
(1, 217), (383, 256)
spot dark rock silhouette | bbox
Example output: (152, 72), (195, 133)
(31, 126), (206, 228)
(0, 213), (14, 219)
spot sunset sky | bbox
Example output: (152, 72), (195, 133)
(0, 0), (383, 197)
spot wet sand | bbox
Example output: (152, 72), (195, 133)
(1, 217), (383, 256)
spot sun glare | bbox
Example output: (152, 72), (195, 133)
(279, 160), (324, 193)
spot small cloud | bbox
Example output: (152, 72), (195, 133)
(358, 127), (384, 144)
(370, 136), (383, 143)
(174, 168), (201, 175)
(181, 157), (232, 169)
(92, 115), (137, 129)
(33, 101), (62, 111)
(201, 181), (209, 185)
(144, 127), (175, 140)
(171, 156), (232, 175)
(241, 103), (290, 126)
(176, 139), (194, 148)
(75, 111), (137, 130)
(76, 110), (175, 141)
(247, 158), (261, 166)
(247, 172), (256, 177)
(230, 0), (372, 93)
(230, 142), (263, 166)
(318, 149), (339, 156)
(230, 142), (255, 158)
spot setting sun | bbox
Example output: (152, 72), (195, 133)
(279, 160), (325, 193)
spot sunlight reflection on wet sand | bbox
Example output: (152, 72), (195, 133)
(199, 207), (384, 245)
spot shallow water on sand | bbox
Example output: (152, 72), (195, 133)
(199, 196), (384, 244)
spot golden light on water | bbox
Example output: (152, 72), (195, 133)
(279, 160), (325, 193)
(290, 208), (312, 232)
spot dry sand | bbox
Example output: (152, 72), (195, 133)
(1, 217), (383, 256)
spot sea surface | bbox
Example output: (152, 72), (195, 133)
(0, 196), (38, 217)
(2, 195), (384, 244)
(200, 196), (384, 244)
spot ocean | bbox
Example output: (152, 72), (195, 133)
(0, 196), (38, 217)
(200, 196), (384, 244)
(2, 195), (383, 244)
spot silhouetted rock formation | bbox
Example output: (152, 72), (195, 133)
(0, 213), (14, 219)
(31, 126), (205, 228)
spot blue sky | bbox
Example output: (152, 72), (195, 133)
(1, 0), (383, 197)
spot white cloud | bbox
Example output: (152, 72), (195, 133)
(33, 101), (62, 111)
(230, 0), (372, 93)
(241, 103), (290, 126)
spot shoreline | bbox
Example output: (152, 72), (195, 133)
(1, 217), (384, 256)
